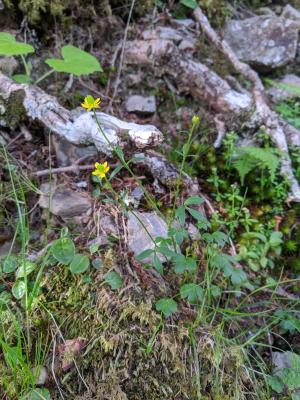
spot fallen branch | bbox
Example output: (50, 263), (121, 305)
(0, 73), (163, 155)
(193, 7), (300, 202)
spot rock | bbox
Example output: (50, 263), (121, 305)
(171, 18), (195, 29)
(32, 366), (48, 386)
(52, 135), (98, 167)
(88, 213), (118, 247)
(39, 183), (91, 222)
(0, 57), (18, 77)
(125, 95), (156, 115)
(272, 351), (300, 396)
(266, 74), (300, 103)
(281, 4), (300, 25)
(224, 14), (300, 70)
(142, 27), (183, 43)
(127, 211), (168, 263)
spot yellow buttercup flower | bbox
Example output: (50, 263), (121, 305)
(92, 162), (110, 179)
(81, 95), (101, 112)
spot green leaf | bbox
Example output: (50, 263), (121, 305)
(136, 249), (153, 261)
(69, 254), (90, 274)
(187, 207), (205, 222)
(12, 74), (31, 83)
(51, 238), (75, 264)
(211, 285), (221, 298)
(269, 231), (283, 247)
(184, 196), (204, 206)
(92, 258), (103, 269)
(20, 388), (51, 400)
(0, 32), (34, 56)
(153, 254), (163, 274)
(16, 261), (36, 278)
(45, 45), (102, 76)
(180, 283), (202, 304)
(180, 0), (198, 9)
(104, 271), (123, 290)
(230, 268), (247, 286)
(12, 280), (25, 299)
(155, 298), (177, 318)
(89, 243), (99, 254)
(175, 205), (186, 226)
(266, 375), (284, 394)
(2, 254), (18, 273)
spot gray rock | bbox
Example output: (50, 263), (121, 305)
(125, 95), (156, 115)
(266, 74), (300, 103)
(0, 57), (18, 76)
(281, 4), (300, 25)
(127, 211), (168, 263)
(224, 14), (300, 70)
(52, 135), (98, 167)
(39, 183), (91, 221)
(272, 351), (300, 396)
(171, 18), (195, 29)
(32, 366), (48, 386)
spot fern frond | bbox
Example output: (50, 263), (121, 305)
(233, 146), (280, 185)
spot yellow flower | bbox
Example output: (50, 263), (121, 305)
(81, 95), (101, 112)
(92, 162), (110, 179)
(192, 115), (199, 125)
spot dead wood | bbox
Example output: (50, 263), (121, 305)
(0, 72), (163, 155)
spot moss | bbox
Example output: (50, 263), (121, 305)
(3, 89), (26, 129)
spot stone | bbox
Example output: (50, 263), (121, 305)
(224, 14), (300, 70)
(0, 57), (18, 77)
(266, 74), (300, 103)
(52, 135), (98, 167)
(39, 183), (91, 221)
(281, 4), (300, 25)
(32, 366), (48, 386)
(127, 211), (168, 263)
(272, 351), (300, 396)
(125, 95), (156, 115)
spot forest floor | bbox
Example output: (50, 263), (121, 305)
(1, 1), (300, 399)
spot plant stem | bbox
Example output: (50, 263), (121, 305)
(35, 69), (55, 85)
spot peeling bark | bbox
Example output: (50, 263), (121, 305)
(0, 72), (163, 155)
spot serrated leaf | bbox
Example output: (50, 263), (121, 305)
(69, 254), (89, 274)
(184, 196), (204, 206)
(136, 249), (153, 261)
(0, 32), (34, 56)
(187, 207), (205, 222)
(104, 271), (123, 290)
(12, 280), (25, 299)
(51, 238), (75, 264)
(180, 283), (202, 304)
(230, 268), (247, 286)
(175, 205), (186, 226)
(153, 254), (163, 274)
(45, 45), (102, 76)
(155, 298), (177, 318)
(16, 261), (36, 278)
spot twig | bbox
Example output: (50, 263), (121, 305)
(193, 7), (300, 202)
(108, 0), (136, 110)
(33, 164), (95, 177)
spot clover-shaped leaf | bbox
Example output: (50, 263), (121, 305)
(0, 32), (34, 56)
(45, 45), (102, 76)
